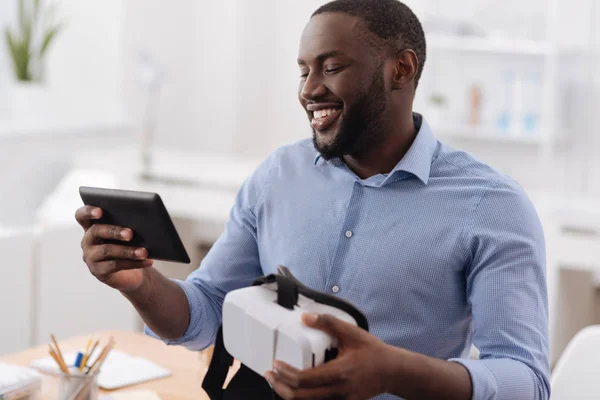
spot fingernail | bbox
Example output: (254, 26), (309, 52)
(142, 259), (153, 267)
(264, 373), (273, 385)
(303, 313), (318, 323)
(92, 209), (101, 218)
(135, 248), (146, 258)
(121, 229), (131, 239)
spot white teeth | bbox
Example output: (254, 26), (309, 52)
(314, 108), (338, 119)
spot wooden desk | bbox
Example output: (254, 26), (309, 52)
(0, 330), (236, 400)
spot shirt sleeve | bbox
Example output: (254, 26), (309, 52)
(449, 181), (551, 400)
(145, 150), (277, 351)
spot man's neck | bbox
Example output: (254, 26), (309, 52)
(343, 111), (417, 180)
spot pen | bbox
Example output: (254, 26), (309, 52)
(80, 339), (92, 371)
(83, 339), (99, 371)
(74, 352), (84, 369)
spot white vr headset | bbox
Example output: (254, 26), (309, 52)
(201, 266), (369, 400)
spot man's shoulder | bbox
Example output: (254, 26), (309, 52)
(434, 142), (538, 225)
(433, 142), (522, 193)
(260, 138), (317, 172)
(269, 137), (316, 161)
(247, 138), (315, 187)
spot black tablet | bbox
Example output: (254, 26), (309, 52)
(79, 186), (191, 264)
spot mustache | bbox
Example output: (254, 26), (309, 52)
(305, 100), (343, 106)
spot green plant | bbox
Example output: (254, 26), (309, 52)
(429, 93), (447, 107)
(4, 0), (62, 82)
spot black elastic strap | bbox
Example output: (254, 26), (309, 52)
(277, 265), (369, 331)
(202, 325), (234, 400)
(202, 326), (282, 400)
(223, 364), (282, 400)
(276, 275), (298, 310)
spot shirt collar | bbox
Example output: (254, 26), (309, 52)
(313, 113), (438, 185)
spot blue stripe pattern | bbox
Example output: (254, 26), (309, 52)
(146, 114), (550, 400)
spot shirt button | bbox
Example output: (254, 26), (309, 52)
(332, 285), (340, 293)
(345, 230), (353, 238)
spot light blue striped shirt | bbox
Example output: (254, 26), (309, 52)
(146, 114), (550, 400)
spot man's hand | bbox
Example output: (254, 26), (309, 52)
(264, 313), (395, 400)
(75, 205), (154, 292)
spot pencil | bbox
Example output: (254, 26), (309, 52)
(49, 346), (69, 375)
(50, 334), (68, 372)
(49, 345), (66, 374)
(86, 337), (115, 375)
(48, 348), (62, 372)
(88, 340), (113, 376)
(92, 339), (115, 374)
(79, 339), (92, 371)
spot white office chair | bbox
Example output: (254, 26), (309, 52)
(550, 325), (600, 399)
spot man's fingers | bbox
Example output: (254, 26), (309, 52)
(93, 259), (154, 277)
(271, 362), (303, 388)
(87, 244), (148, 263)
(265, 371), (344, 400)
(302, 313), (362, 343)
(273, 360), (345, 388)
(74, 206), (102, 230)
(82, 224), (133, 247)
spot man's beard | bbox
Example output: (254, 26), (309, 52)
(313, 72), (387, 161)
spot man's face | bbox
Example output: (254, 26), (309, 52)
(297, 13), (388, 160)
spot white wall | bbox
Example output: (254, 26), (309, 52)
(0, 229), (34, 355)
(588, 0), (600, 195)
(122, 0), (239, 154)
(45, 0), (126, 124)
(233, 0), (314, 156)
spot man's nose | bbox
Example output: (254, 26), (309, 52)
(300, 73), (327, 101)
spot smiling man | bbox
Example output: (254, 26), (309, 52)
(75, 0), (550, 399)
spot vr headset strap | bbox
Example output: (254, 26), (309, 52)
(201, 325), (234, 399)
(201, 278), (296, 400)
(276, 266), (369, 331)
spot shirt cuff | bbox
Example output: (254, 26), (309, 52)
(449, 358), (546, 400)
(143, 279), (215, 351)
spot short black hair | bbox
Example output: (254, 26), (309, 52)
(312, 0), (426, 90)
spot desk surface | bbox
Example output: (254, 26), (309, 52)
(0, 330), (233, 400)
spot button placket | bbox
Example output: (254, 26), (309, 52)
(325, 182), (364, 293)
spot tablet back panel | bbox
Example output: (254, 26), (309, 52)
(79, 186), (190, 263)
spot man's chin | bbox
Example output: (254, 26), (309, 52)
(312, 132), (342, 161)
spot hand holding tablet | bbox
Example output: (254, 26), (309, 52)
(78, 186), (190, 263)
(75, 186), (190, 292)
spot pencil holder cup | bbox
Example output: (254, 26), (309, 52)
(58, 368), (99, 400)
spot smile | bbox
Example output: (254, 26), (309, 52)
(310, 107), (342, 132)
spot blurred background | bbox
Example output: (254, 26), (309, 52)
(0, 0), (598, 371)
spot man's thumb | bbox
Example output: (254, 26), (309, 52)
(302, 313), (360, 342)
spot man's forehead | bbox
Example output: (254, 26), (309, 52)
(298, 13), (364, 58)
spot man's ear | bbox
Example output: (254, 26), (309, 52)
(391, 49), (418, 90)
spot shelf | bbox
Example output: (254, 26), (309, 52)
(434, 125), (545, 145)
(427, 34), (554, 55)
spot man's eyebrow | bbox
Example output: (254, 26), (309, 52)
(297, 50), (343, 66)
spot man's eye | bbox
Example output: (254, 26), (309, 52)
(325, 66), (344, 74)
